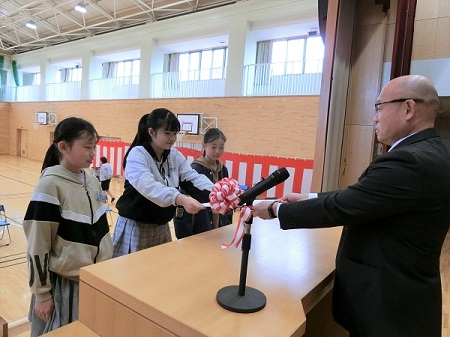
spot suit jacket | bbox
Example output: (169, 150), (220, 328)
(278, 128), (450, 337)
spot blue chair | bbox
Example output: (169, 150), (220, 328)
(0, 204), (11, 246)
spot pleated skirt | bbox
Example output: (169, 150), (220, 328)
(112, 215), (172, 257)
(28, 272), (79, 337)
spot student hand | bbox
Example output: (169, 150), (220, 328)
(34, 297), (54, 322)
(280, 193), (308, 203)
(176, 194), (205, 214)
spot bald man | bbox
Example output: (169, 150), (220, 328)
(253, 75), (450, 337)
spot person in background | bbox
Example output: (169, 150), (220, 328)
(112, 108), (213, 257)
(23, 117), (113, 337)
(99, 156), (115, 203)
(174, 128), (233, 239)
(252, 75), (450, 337)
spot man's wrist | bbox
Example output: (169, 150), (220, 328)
(267, 200), (279, 218)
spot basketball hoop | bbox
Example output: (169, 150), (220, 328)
(32, 122), (40, 130)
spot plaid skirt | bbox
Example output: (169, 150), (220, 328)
(29, 272), (79, 337)
(112, 215), (172, 257)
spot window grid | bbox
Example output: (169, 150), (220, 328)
(179, 47), (227, 81)
(270, 36), (324, 75)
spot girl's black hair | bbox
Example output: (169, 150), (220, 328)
(203, 128), (227, 144)
(41, 117), (99, 172)
(100, 156), (108, 164)
(123, 108), (180, 168)
(202, 128), (227, 157)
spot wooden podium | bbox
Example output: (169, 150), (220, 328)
(76, 219), (346, 337)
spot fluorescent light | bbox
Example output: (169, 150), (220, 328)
(75, 3), (87, 13)
(26, 21), (36, 29)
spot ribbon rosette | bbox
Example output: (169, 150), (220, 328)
(210, 177), (241, 213)
(209, 178), (252, 249)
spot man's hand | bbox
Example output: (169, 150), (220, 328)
(280, 193), (308, 203)
(252, 201), (275, 219)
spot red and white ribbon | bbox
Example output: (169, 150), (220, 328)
(220, 206), (252, 249)
(209, 178), (252, 249)
(209, 178), (241, 214)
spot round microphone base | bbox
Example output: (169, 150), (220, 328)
(216, 285), (266, 313)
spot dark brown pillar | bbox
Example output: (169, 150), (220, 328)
(390, 0), (417, 79)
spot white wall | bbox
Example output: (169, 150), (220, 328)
(382, 58), (450, 96)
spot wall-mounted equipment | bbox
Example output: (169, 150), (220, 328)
(177, 113), (200, 135)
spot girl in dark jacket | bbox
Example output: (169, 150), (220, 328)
(174, 128), (233, 239)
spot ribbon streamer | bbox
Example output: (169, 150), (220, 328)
(220, 206), (252, 249)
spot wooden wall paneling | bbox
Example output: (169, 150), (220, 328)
(320, 0), (356, 192)
(339, 125), (376, 188)
(346, 23), (387, 127)
(338, 2), (388, 189)
(384, 20), (396, 62)
(7, 96), (320, 162)
(0, 103), (10, 155)
(415, 0), (440, 20)
(383, 0), (397, 62)
(356, 0), (389, 26)
(312, 0), (388, 192)
(311, 0), (341, 192)
(440, 0), (450, 16)
(434, 17), (450, 59)
(412, 19), (438, 60)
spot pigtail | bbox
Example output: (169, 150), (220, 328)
(123, 114), (151, 169)
(41, 143), (61, 172)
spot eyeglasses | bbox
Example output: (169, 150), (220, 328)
(375, 98), (424, 112)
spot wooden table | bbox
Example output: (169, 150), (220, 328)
(42, 321), (100, 337)
(78, 218), (344, 337)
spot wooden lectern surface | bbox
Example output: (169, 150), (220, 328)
(79, 218), (342, 337)
(42, 320), (100, 336)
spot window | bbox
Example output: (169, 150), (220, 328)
(32, 73), (41, 85)
(117, 59), (140, 84)
(178, 47), (227, 81)
(304, 37), (324, 73)
(57, 67), (82, 82)
(270, 36), (324, 75)
(103, 59), (140, 84)
(23, 73), (40, 86)
(0, 70), (7, 86)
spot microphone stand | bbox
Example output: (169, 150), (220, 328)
(216, 200), (266, 313)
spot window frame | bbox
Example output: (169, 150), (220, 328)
(177, 47), (228, 81)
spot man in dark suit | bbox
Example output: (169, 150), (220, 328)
(253, 75), (450, 337)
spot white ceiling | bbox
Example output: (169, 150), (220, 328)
(0, 0), (240, 55)
(4, 0), (320, 73)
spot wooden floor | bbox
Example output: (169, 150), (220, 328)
(2, 154), (450, 336)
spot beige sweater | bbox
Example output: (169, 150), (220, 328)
(23, 165), (113, 302)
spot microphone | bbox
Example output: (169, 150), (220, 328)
(238, 168), (290, 206)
